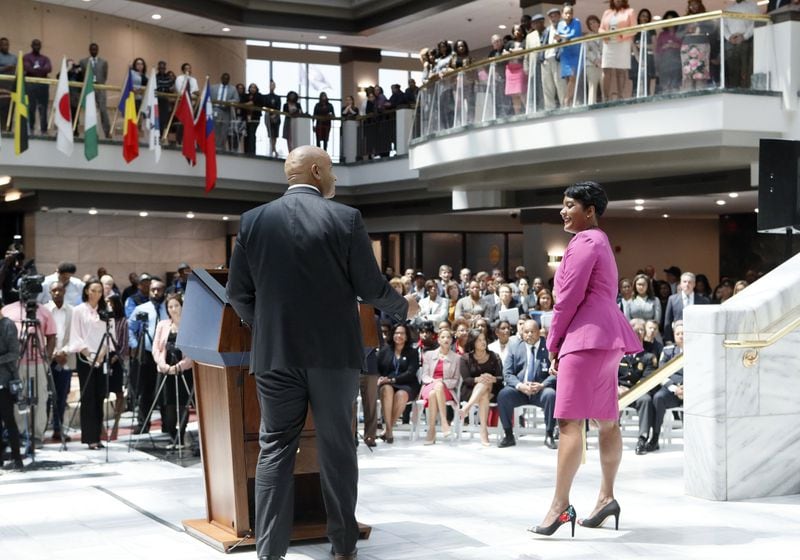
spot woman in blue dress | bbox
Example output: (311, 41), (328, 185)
(557, 4), (583, 107)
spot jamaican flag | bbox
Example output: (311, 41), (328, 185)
(11, 51), (28, 155)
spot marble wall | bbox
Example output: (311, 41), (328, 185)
(32, 212), (228, 284)
(684, 252), (800, 500)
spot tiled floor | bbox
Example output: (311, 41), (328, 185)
(1, 431), (798, 560)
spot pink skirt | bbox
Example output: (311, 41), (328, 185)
(420, 381), (455, 405)
(505, 61), (527, 96)
(554, 349), (623, 420)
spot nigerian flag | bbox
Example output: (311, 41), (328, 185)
(82, 62), (98, 161)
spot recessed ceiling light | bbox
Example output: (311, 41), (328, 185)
(4, 190), (22, 202)
(222, 27), (231, 32)
(318, 35), (327, 40)
(715, 200), (726, 206)
(222, 216), (229, 221)
(728, 192), (739, 198)
(186, 212), (195, 219)
(498, 24), (507, 30)
(139, 211), (149, 217)
(634, 198), (645, 204)
(88, 208), (98, 215)
(151, 14), (162, 20)
(0, 175), (10, 186)
(754, 208), (759, 213)
(662, 214), (670, 218)
(634, 205), (644, 211)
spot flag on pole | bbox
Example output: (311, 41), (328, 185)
(83, 62), (98, 161)
(194, 79), (217, 192)
(174, 83), (196, 166)
(141, 68), (161, 163)
(118, 68), (139, 163)
(53, 57), (74, 157)
(11, 51), (29, 155)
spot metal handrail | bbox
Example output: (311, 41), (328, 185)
(722, 314), (800, 349)
(618, 353), (684, 409)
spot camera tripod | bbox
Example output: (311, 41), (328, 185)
(126, 317), (156, 448)
(16, 304), (63, 461)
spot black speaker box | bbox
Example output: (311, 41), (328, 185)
(758, 139), (800, 231)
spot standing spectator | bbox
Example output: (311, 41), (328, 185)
(313, 92), (335, 152)
(599, 0), (637, 101)
(233, 82), (247, 151)
(38, 262), (84, 307)
(243, 83), (263, 155)
(342, 95), (359, 120)
(79, 43), (111, 139)
(656, 11), (683, 93)
(154, 61), (174, 136)
(630, 9), (656, 96)
(0, 313), (22, 470)
(557, 4), (583, 106)
(124, 273), (151, 318)
(504, 26), (528, 115)
(524, 15), (546, 112)
(131, 58), (148, 131)
(167, 263), (191, 295)
(282, 90), (303, 153)
(724, 0), (759, 88)
(404, 78), (419, 105)
(68, 278), (112, 449)
(120, 272), (139, 305)
(23, 39), (52, 135)
(45, 281), (74, 443)
(211, 73), (238, 151)
(0, 37), (16, 132)
(540, 9), (565, 111)
(174, 62), (199, 96)
(487, 34), (510, 116)
(678, 0), (717, 91)
(625, 273), (662, 323)
(63, 59), (83, 134)
(106, 293), (128, 441)
(262, 80), (281, 158)
(583, 16), (604, 105)
(663, 272), (710, 343)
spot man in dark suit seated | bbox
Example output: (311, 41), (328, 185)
(648, 321), (685, 451)
(496, 319), (557, 449)
(663, 272), (710, 343)
(227, 146), (418, 560)
(619, 319), (660, 455)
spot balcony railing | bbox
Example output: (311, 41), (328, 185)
(411, 10), (772, 141)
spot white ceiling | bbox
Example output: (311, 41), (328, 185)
(37, 0), (746, 54)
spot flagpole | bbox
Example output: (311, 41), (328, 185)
(73, 71), (89, 134)
(162, 82), (185, 142)
(5, 96), (12, 130)
(110, 69), (128, 138)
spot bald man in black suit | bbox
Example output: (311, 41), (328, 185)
(227, 146), (418, 560)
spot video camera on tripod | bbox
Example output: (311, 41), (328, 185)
(18, 274), (44, 321)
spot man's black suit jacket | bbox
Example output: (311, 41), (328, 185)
(226, 185), (408, 373)
(663, 292), (710, 343)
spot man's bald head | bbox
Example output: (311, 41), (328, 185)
(284, 146), (337, 198)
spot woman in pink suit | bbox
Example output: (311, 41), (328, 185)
(419, 328), (460, 445)
(530, 182), (641, 537)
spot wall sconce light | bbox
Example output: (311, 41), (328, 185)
(547, 254), (563, 267)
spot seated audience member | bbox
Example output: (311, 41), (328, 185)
(626, 273), (662, 324)
(445, 281), (462, 323)
(646, 321), (685, 451)
(452, 318), (470, 354)
(733, 280), (748, 295)
(618, 318), (660, 455)
(517, 277), (538, 313)
(381, 277), (406, 326)
(417, 321), (439, 363)
(644, 319), (663, 355)
(409, 272), (426, 301)
(377, 323), (420, 443)
(455, 281), (487, 321)
(487, 283), (524, 328)
(100, 274), (117, 299)
(419, 328), (460, 445)
(497, 319), (557, 449)
(459, 329), (503, 446)
(415, 279), (448, 327)
(473, 317), (493, 343)
(530, 288), (555, 333)
(488, 320), (513, 364)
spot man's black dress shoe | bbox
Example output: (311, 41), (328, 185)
(645, 440), (660, 453)
(635, 438), (648, 455)
(498, 434), (516, 448)
(334, 553), (357, 560)
(544, 434), (558, 449)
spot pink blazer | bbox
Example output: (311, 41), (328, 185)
(152, 319), (194, 374)
(420, 349), (461, 390)
(599, 8), (637, 42)
(547, 229), (642, 357)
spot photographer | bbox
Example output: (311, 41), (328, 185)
(0, 313), (23, 470)
(0, 249), (25, 305)
(128, 279), (168, 434)
(1, 278), (57, 443)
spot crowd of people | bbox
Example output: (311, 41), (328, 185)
(0, 254), (194, 468)
(417, 0), (773, 123)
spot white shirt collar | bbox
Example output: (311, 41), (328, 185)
(287, 183), (321, 194)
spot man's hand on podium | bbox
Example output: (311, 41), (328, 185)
(405, 294), (420, 319)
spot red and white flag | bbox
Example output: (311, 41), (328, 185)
(53, 56), (73, 156)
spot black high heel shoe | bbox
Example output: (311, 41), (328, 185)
(578, 499), (620, 530)
(527, 505), (576, 537)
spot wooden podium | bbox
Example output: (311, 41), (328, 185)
(177, 269), (371, 552)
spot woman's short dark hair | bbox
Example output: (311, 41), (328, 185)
(564, 181), (608, 216)
(392, 323), (413, 351)
(424, 279), (437, 291)
(437, 40), (453, 56)
(663, 10), (680, 19)
(455, 40), (470, 54)
(637, 8), (652, 23)
(464, 329), (486, 354)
